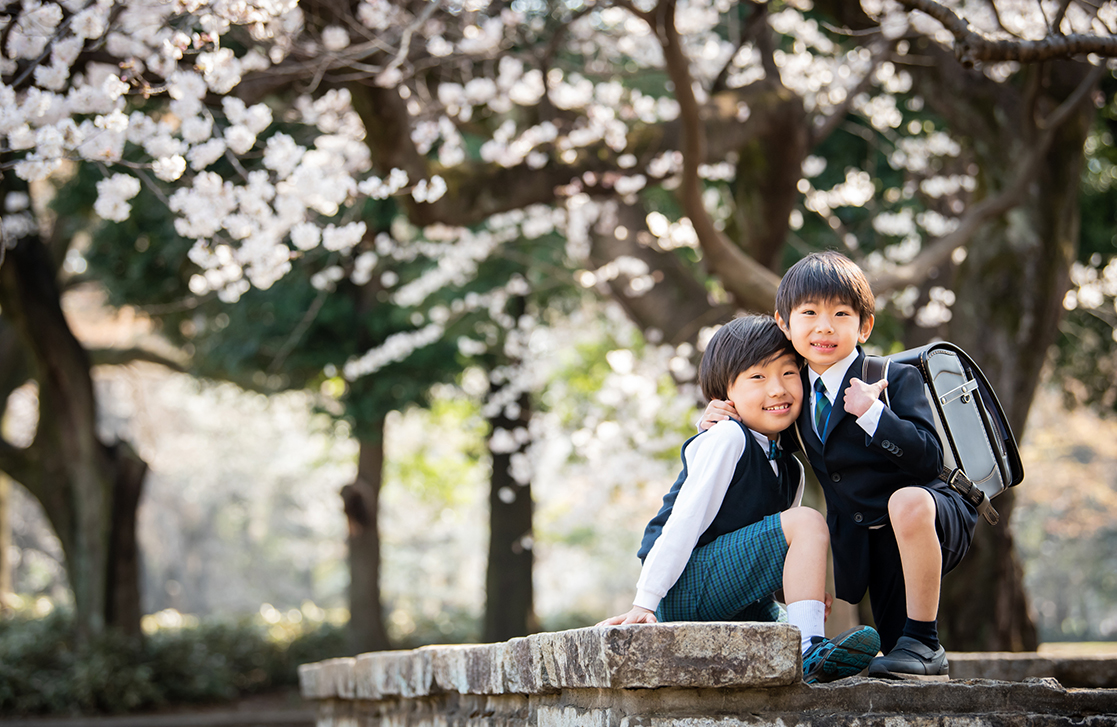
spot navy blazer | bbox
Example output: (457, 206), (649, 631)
(796, 348), (945, 602)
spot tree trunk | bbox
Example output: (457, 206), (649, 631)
(0, 474), (11, 604)
(0, 230), (146, 642)
(482, 384), (538, 642)
(928, 60), (1096, 651)
(341, 424), (392, 654)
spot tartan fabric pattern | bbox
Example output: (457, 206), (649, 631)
(655, 512), (788, 623)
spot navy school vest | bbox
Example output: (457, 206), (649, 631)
(637, 420), (800, 561)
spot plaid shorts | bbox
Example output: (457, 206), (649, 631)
(655, 512), (788, 623)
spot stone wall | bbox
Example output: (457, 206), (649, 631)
(298, 623), (1117, 726)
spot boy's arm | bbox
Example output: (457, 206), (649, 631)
(631, 422), (745, 613)
(851, 364), (943, 481)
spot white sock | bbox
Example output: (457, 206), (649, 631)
(787, 599), (826, 654)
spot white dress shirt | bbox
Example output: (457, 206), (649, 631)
(806, 347), (884, 439)
(632, 421), (803, 613)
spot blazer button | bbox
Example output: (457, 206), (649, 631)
(830, 473), (841, 483)
(854, 512), (864, 523)
(882, 439), (891, 448)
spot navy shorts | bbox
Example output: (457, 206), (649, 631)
(927, 484), (978, 575)
(655, 512), (788, 623)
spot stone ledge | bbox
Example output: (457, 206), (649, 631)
(309, 677), (1117, 727)
(949, 651), (1117, 688)
(298, 622), (800, 700)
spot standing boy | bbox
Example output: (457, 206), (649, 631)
(599, 315), (880, 685)
(772, 251), (978, 680)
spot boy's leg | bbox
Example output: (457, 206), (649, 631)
(889, 487), (941, 622)
(687, 513), (789, 622)
(869, 486), (976, 680)
(779, 507), (828, 650)
(864, 527), (907, 654)
(781, 508), (880, 684)
(779, 507), (828, 604)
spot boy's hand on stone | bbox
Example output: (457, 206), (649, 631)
(596, 607), (658, 626)
(698, 399), (740, 431)
(843, 378), (888, 417)
(824, 592), (833, 621)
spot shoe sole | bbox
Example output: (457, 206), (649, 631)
(804, 627), (881, 684)
(867, 662), (950, 681)
(868, 670), (950, 682)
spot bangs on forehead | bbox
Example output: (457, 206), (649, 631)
(776, 251), (875, 324)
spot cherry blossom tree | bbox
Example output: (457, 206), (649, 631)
(3, 0), (1117, 648)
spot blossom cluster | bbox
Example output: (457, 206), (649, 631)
(3, 0), (1108, 382)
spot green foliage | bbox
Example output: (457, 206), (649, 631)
(58, 163), (464, 435)
(388, 397), (489, 502)
(0, 609), (347, 716)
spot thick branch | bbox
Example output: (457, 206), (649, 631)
(649, 0), (781, 313)
(591, 202), (734, 346)
(897, 0), (1117, 64)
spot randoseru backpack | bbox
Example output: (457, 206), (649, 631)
(862, 342), (1025, 525)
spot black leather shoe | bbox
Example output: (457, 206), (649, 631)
(868, 636), (949, 681)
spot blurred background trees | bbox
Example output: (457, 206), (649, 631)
(2, 0), (1117, 674)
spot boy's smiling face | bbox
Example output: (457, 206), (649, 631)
(777, 299), (874, 375)
(725, 352), (803, 438)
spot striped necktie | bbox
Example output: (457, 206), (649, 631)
(814, 377), (832, 441)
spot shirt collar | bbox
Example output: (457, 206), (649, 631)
(749, 428), (781, 472)
(749, 428), (777, 452)
(807, 346), (861, 399)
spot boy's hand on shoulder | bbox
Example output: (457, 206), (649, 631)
(698, 400), (740, 431)
(843, 378), (888, 417)
(596, 606), (658, 626)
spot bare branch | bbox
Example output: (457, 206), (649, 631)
(1051, 0), (1075, 35)
(811, 41), (893, 147)
(88, 346), (188, 372)
(897, 0), (1117, 64)
(646, 0), (781, 313)
(870, 63), (1104, 293)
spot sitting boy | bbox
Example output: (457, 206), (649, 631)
(703, 252), (977, 680)
(599, 315), (880, 685)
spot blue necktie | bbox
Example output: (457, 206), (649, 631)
(768, 439), (781, 460)
(814, 378), (832, 441)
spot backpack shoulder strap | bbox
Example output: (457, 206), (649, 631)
(861, 355), (891, 408)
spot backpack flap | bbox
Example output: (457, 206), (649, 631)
(922, 347), (1007, 501)
(920, 343), (1025, 494)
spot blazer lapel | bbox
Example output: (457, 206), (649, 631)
(821, 348), (865, 443)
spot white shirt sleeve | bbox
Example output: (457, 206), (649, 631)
(633, 421), (746, 612)
(856, 398), (885, 436)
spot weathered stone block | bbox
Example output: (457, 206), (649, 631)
(431, 642), (505, 694)
(299, 657), (356, 700)
(355, 648), (434, 699)
(300, 622), (802, 701)
(593, 621), (801, 689)
(949, 652), (1117, 689)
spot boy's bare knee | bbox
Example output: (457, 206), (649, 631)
(888, 487), (936, 533)
(781, 506), (828, 542)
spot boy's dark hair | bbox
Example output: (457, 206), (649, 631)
(699, 315), (799, 402)
(775, 251), (875, 325)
